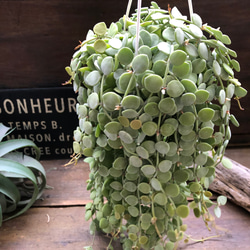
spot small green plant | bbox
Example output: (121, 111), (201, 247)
(66, 1), (246, 249)
(0, 123), (46, 226)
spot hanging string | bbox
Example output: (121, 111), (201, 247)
(135, 0), (142, 55)
(124, 0), (133, 31)
(188, 0), (193, 20)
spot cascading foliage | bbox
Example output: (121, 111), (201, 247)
(66, 2), (247, 249)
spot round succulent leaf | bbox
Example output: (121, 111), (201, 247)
(181, 79), (197, 93)
(160, 123), (176, 137)
(172, 62), (191, 78)
(189, 24), (203, 38)
(174, 170), (189, 183)
(138, 45), (152, 59)
(154, 192), (168, 206)
(154, 207), (166, 220)
(129, 156), (142, 168)
(140, 29), (152, 46)
(93, 39), (107, 53)
(151, 177), (162, 191)
(141, 164), (156, 177)
(139, 235), (148, 245)
(158, 160), (172, 172)
(198, 42), (209, 60)
(162, 27), (175, 41)
(138, 182), (151, 194)
(195, 153), (208, 166)
(141, 213), (152, 224)
(142, 121), (158, 136)
(130, 120), (142, 130)
(132, 54), (149, 74)
(128, 206), (139, 217)
(235, 86), (247, 98)
(229, 114), (240, 127)
(223, 63), (234, 76)
(136, 146), (149, 159)
(125, 195), (138, 206)
(110, 181), (123, 191)
(93, 22), (107, 36)
(176, 205), (190, 218)
(118, 116), (130, 127)
(126, 165), (139, 175)
(218, 89), (226, 105)
(117, 47), (134, 65)
(155, 141), (170, 155)
(109, 38), (122, 49)
(199, 127), (213, 139)
(197, 142), (212, 152)
(114, 204), (125, 214)
(226, 84), (235, 99)
(82, 121), (93, 135)
(105, 121), (122, 134)
(157, 42), (171, 55)
(102, 92), (121, 111)
(190, 182), (201, 193)
(195, 89), (210, 104)
(158, 97), (176, 114)
(192, 13), (203, 27)
(84, 70), (101, 86)
(198, 108), (215, 122)
(118, 72), (136, 92)
(141, 140), (156, 155)
(144, 74), (164, 93)
(108, 138), (122, 149)
(157, 171), (172, 184)
(73, 141), (81, 154)
(122, 109), (138, 119)
(181, 130), (196, 142)
(167, 80), (185, 98)
(87, 92), (99, 110)
(119, 130), (134, 144)
(192, 58), (206, 74)
(101, 56), (114, 75)
(197, 166), (209, 178)
(167, 230), (177, 242)
(124, 181), (137, 192)
(230, 59), (240, 72)
(152, 60), (167, 77)
(213, 60), (221, 76)
(170, 50), (187, 66)
(121, 95), (141, 110)
(185, 43), (198, 57)
(179, 112), (196, 126)
(99, 218), (109, 229)
(175, 27), (185, 45)
(180, 93), (196, 106)
(165, 183), (180, 197)
(144, 102), (160, 116)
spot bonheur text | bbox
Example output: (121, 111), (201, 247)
(0, 97), (76, 114)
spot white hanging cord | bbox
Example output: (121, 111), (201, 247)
(124, 0), (133, 31)
(188, 0), (193, 20)
(135, 0), (142, 55)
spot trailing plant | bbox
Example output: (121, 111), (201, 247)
(0, 123), (46, 226)
(66, 1), (247, 249)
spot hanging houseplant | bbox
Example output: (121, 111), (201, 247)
(65, 1), (247, 249)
